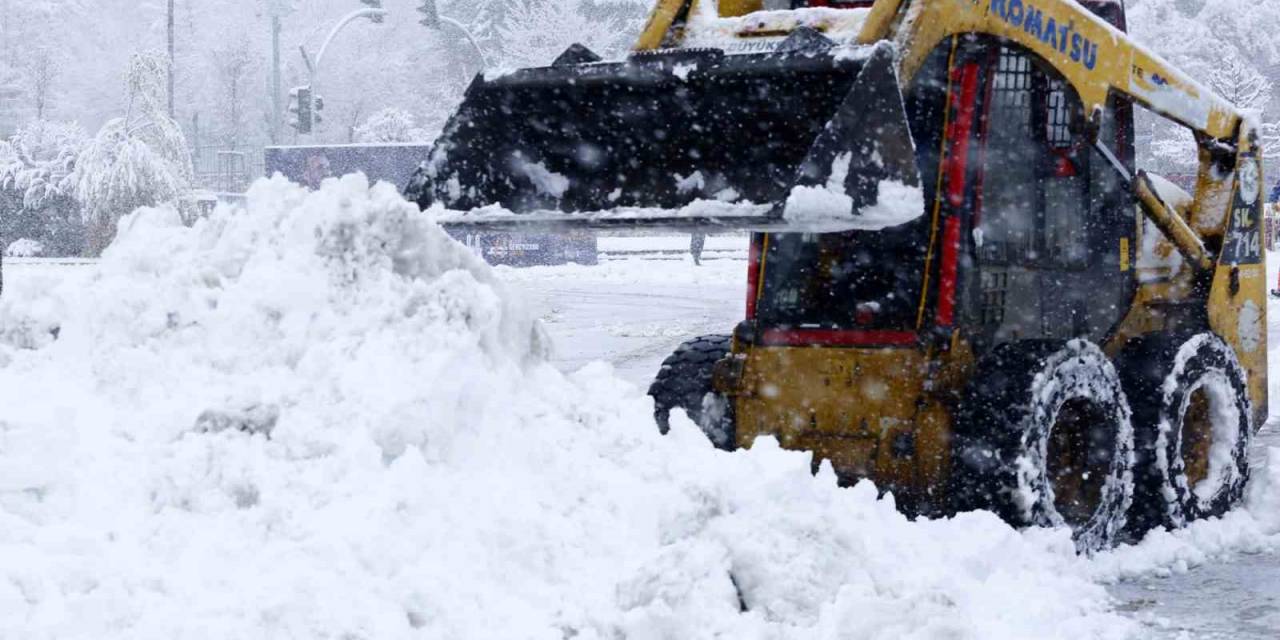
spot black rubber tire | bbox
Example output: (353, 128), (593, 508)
(1117, 333), (1252, 535)
(952, 340), (1135, 552)
(648, 334), (736, 451)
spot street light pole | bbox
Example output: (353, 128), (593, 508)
(418, 0), (488, 72)
(291, 7), (387, 139)
(438, 16), (489, 72)
(303, 7), (388, 93)
(266, 1), (294, 143)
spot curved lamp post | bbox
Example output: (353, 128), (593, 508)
(299, 8), (389, 97)
(417, 0), (489, 71)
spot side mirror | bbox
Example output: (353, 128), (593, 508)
(1085, 106), (1104, 146)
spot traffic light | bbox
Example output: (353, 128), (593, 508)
(417, 0), (439, 28)
(360, 0), (384, 23)
(287, 86), (313, 134)
(313, 94), (324, 127)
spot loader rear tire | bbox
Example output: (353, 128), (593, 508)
(952, 340), (1135, 553)
(1117, 333), (1252, 537)
(649, 334), (736, 451)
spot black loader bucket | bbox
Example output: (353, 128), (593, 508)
(407, 38), (922, 232)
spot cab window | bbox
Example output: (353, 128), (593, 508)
(963, 42), (1134, 350)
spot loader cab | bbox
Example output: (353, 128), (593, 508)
(748, 35), (1136, 355)
(956, 41), (1136, 353)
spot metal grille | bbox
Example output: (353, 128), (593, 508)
(994, 47), (1073, 148)
(1046, 80), (1073, 148)
(980, 270), (1008, 326)
(991, 48), (1032, 135)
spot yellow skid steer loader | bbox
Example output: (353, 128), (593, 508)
(407, 0), (1268, 551)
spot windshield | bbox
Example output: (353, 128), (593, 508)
(750, 42), (949, 334)
(755, 220), (930, 331)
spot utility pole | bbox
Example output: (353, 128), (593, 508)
(167, 0), (175, 119)
(267, 1), (294, 143)
(271, 15), (282, 143)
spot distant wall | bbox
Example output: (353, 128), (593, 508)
(263, 144), (431, 191)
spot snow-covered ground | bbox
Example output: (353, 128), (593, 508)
(0, 176), (1278, 638)
(597, 234), (748, 257)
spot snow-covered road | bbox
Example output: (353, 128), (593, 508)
(494, 247), (750, 388)
(1113, 535), (1280, 638)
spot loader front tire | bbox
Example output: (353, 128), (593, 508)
(1117, 333), (1252, 536)
(952, 340), (1135, 552)
(649, 334), (736, 451)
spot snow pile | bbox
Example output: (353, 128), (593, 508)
(5, 238), (44, 258)
(856, 178), (928, 226)
(437, 198), (773, 225)
(782, 153), (925, 231)
(0, 174), (1145, 638)
(684, 5), (871, 52)
(512, 155), (569, 198)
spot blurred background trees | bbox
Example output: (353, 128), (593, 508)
(0, 0), (1272, 256)
(1128, 0), (1280, 176)
(0, 0), (649, 255)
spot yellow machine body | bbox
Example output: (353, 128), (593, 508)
(633, 0), (1268, 507)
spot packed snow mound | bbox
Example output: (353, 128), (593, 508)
(781, 154), (925, 231)
(0, 171), (1236, 639)
(5, 238), (43, 258)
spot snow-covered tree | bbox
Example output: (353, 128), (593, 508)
(1191, 0), (1280, 70)
(1207, 50), (1273, 115)
(1128, 0), (1280, 170)
(0, 119), (87, 256)
(353, 107), (430, 144)
(0, 118), (84, 209)
(1204, 50), (1280, 161)
(74, 52), (193, 254)
(497, 0), (623, 68)
(24, 47), (60, 121)
(1261, 122), (1280, 161)
(441, 0), (503, 52)
(209, 33), (257, 150)
(0, 0), (655, 150)
(416, 81), (465, 138)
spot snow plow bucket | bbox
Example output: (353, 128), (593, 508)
(407, 41), (922, 232)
